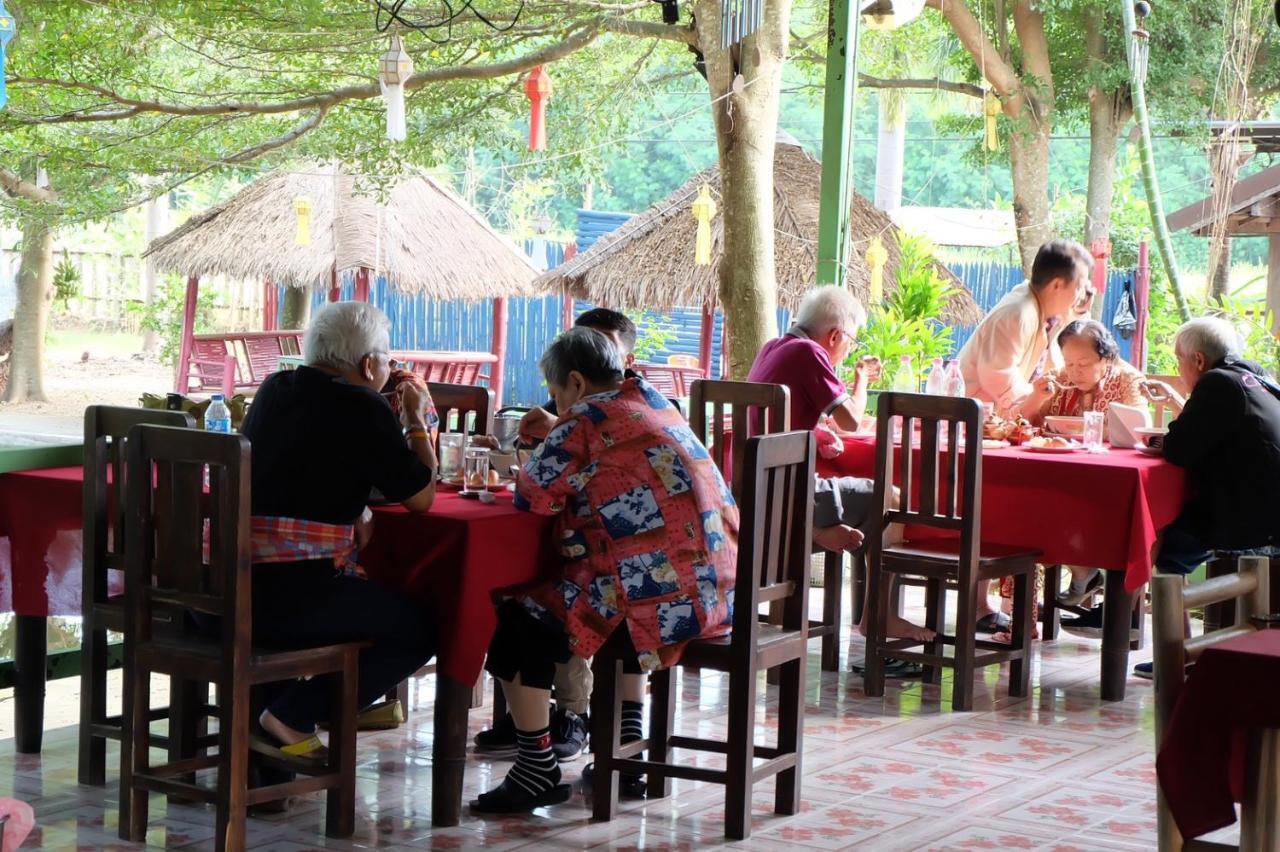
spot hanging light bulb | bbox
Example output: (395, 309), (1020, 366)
(293, 196), (313, 246)
(379, 33), (415, 142)
(983, 91), (1001, 152)
(860, 0), (926, 31)
(866, 237), (888, 304)
(0, 3), (15, 110)
(524, 66), (553, 151)
(691, 184), (717, 266)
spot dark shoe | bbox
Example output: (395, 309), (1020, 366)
(1057, 571), (1104, 607)
(470, 777), (572, 814)
(1061, 606), (1140, 640)
(851, 658), (925, 679)
(582, 761), (647, 800)
(474, 711), (518, 757)
(551, 708), (589, 762)
(975, 612), (1011, 634)
(1133, 661), (1153, 680)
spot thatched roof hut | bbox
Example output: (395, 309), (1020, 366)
(536, 139), (981, 324)
(146, 163), (537, 299)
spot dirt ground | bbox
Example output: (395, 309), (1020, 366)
(0, 331), (172, 424)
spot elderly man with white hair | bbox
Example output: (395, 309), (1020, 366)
(237, 301), (438, 763)
(748, 286), (934, 643)
(1131, 316), (1280, 677)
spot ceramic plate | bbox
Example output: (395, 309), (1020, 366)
(1023, 442), (1082, 454)
(982, 439), (1010, 449)
(1135, 444), (1163, 456)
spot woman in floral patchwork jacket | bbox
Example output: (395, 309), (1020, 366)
(473, 327), (738, 815)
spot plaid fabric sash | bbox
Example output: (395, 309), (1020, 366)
(250, 516), (363, 577)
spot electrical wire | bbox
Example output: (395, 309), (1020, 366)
(372, 0), (525, 44)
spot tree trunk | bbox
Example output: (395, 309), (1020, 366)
(694, 0), (791, 378)
(5, 222), (53, 402)
(1007, 120), (1052, 274)
(1085, 87), (1130, 319)
(1209, 237), (1233, 301)
(281, 286), (311, 330)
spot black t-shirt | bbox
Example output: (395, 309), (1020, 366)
(241, 366), (434, 525)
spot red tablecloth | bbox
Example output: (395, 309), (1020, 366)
(1156, 630), (1280, 839)
(821, 437), (1186, 592)
(361, 490), (556, 684)
(0, 466), (556, 686)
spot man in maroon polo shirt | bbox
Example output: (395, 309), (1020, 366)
(748, 287), (934, 642)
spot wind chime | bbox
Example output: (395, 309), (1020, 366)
(983, 91), (1001, 151)
(293, 196), (313, 246)
(866, 237), (887, 305)
(524, 65), (553, 151)
(379, 33), (415, 142)
(720, 0), (763, 49)
(0, 2), (15, 109)
(692, 184), (717, 266)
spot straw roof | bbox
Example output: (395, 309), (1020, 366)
(536, 140), (981, 324)
(145, 164), (537, 299)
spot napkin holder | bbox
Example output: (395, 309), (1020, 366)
(1107, 402), (1151, 449)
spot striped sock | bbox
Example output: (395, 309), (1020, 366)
(620, 700), (644, 745)
(506, 726), (561, 797)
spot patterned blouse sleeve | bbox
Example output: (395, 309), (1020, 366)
(514, 414), (590, 515)
(1117, 365), (1145, 406)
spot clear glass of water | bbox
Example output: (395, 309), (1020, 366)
(439, 433), (465, 481)
(462, 445), (490, 493)
(1083, 410), (1105, 452)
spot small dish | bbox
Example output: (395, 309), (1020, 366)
(981, 439), (1010, 450)
(1135, 444), (1163, 456)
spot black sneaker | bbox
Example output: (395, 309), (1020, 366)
(551, 707), (589, 763)
(1060, 606), (1141, 640)
(474, 711), (518, 757)
(1133, 661), (1153, 679)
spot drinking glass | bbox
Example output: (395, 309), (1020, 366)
(462, 445), (490, 493)
(1083, 410), (1105, 452)
(439, 433), (465, 481)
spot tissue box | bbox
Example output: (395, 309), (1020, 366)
(1107, 402), (1152, 449)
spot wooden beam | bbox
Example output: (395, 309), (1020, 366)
(1268, 234), (1280, 334)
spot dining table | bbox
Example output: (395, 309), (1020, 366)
(0, 465), (557, 827)
(821, 434), (1187, 700)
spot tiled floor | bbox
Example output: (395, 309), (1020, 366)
(0, 594), (1240, 850)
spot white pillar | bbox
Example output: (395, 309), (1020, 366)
(142, 196), (169, 354)
(1268, 232), (1280, 334)
(874, 93), (906, 214)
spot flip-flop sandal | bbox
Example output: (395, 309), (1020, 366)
(470, 778), (573, 814)
(318, 699), (405, 732)
(582, 761), (648, 799)
(850, 658), (925, 679)
(975, 612), (1011, 633)
(248, 732), (328, 767)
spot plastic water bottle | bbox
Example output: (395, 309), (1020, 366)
(892, 355), (916, 393)
(205, 394), (232, 433)
(944, 359), (967, 397)
(924, 357), (947, 395)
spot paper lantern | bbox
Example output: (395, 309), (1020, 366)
(861, 0), (925, 31)
(293, 196), (312, 246)
(524, 66), (552, 151)
(379, 34), (414, 142)
(0, 3), (15, 110)
(866, 237), (888, 305)
(691, 184), (717, 266)
(984, 91), (1001, 152)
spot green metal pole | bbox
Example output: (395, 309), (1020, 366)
(816, 0), (860, 287)
(1120, 0), (1191, 322)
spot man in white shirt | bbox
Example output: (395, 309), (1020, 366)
(955, 239), (1095, 631)
(957, 240), (1096, 415)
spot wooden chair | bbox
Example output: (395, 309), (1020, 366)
(79, 405), (206, 787)
(428, 382), (495, 442)
(689, 378), (850, 673)
(119, 425), (362, 851)
(1152, 556), (1275, 852)
(863, 392), (1041, 711)
(590, 430), (815, 840)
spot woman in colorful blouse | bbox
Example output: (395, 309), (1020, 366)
(473, 327), (738, 814)
(1021, 318), (1145, 422)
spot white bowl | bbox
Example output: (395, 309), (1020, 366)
(1133, 426), (1169, 447)
(1043, 416), (1085, 436)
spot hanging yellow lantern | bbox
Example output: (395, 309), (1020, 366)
(866, 236), (888, 305)
(293, 196), (312, 246)
(691, 184), (717, 266)
(984, 91), (1001, 152)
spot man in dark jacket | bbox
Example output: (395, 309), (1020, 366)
(1132, 317), (1280, 677)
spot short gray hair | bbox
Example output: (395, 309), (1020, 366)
(1174, 316), (1243, 365)
(795, 286), (866, 338)
(539, 327), (624, 388)
(303, 301), (392, 369)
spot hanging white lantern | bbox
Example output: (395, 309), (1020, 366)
(379, 34), (414, 142)
(860, 0), (926, 31)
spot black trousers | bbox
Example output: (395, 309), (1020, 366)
(485, 599), (639, 690)
(250, 561), (436, 731)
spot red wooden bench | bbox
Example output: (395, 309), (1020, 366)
(181, 330), (304, 397)
(391, 351), (497, 386)
(633, 363), (706, 397)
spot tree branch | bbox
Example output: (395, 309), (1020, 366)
(925, 0), (1020, 99)
(1012, 0), (1052, 109)
(858, 73), (984, 98)
(0, 168), (57, 203)
(223, 108), (328, 163)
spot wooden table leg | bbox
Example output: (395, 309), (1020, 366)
(1101, 571), (1134, 702)
(1041, 564), (1061, 641)
(432, 675), (471, 827)
(14, 615), (47, 754)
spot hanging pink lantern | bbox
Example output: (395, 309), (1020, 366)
(524, 65), (553, 151)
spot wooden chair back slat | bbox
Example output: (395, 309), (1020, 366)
(689, 380), (790, 501)
(428, 382), (495, 441)
(732, 432), (814, 641)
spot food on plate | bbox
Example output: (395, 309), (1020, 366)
(983, 412), (1041, 445)
(487, 468), (501, 486)
(1027, 435), (1073, 449)
(466, 471), (488, 488)
(1005, 418), (1040, 446)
